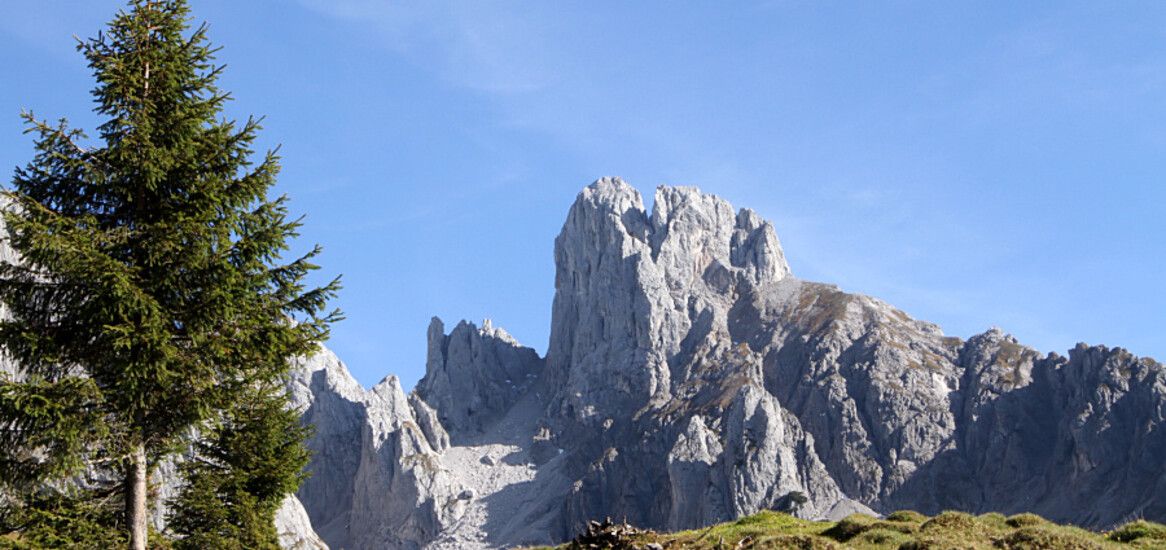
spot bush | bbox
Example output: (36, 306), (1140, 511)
(822, 514), (916, 543)
(0, 491), (126, 549)
(1005, 513), (1048, 528)
(1108, 520), (1166, 543)
(898, 540), (940, 550)
(821, 514), (876, 541)
(977, 512), (1007, 525)
(856, 527), (912, 546)
(759, 534), (839, 549)
(994, 526), (1102, 550)
(886, 510), (928, 523)
(920, 511), (976, 533)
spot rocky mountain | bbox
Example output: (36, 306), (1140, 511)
(3, 179), (1162, 549)
(286, 178), (1165, 549)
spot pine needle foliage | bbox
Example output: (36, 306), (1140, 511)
(0, 0), (339, 546)
(168, 383), (310, 550)
(0, 488), (128, 549)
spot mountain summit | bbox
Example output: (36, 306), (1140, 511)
(290, 179), (1164, 549)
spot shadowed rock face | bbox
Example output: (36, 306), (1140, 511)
(288, 350), (459, 550)
(416, 317), (544, 439)
(274, 179), (1162, 548)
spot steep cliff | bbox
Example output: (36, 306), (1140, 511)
(286, 178), (1166, 549)
(5, 180), (1162, 549)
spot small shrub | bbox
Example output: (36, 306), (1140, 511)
(1108, 520), (1166, 543)
(856, 527), (912, 546)
(821, 514), (876, 541)
(735, 510), (795, 527)
(1005, 513), (1048, 528)
(821, 514), (918, 544)
(887, 510), (928, 523)
(994, 526), (1102, 550)
(920, 511), (976, 533)
(976, 512), (1010, 531)
(758, 534), (839, 549)
(777, 491), (810, 515)
(873, 521), (917, 535)
(897, 539), (951, 550)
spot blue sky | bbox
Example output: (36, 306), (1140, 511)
(3, 1), (1164, 388)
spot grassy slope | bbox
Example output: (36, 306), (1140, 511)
(534, 510), (1166, 549)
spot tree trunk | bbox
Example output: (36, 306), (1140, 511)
(127, 443), (149, 550)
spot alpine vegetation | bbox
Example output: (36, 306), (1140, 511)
(0, 1), (338, 548)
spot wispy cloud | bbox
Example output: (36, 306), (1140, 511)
(1, 2), (111, 60)
(297, 0), (562, 94)
(950, 5), (1166, 124)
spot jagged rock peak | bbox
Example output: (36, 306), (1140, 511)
(546, 178), (793, 422)
(416, 316), (544, 438)
(565, 177), (792, 284)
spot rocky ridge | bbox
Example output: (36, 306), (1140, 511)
(287, 178), (1165, 549)
(3, 180), (1162, 549)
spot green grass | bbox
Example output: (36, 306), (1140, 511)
(1108, 520), (1166, 546)
(528, 510), (1166, 550)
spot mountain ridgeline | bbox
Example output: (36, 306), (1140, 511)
(286, 178), (1166, 549)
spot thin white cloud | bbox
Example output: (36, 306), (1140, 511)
(954, 6), (1166, 123)
(297, 0), (562, 94)
(1, 2), (113, 60)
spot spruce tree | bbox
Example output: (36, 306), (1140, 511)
(0, 1), (338, 548)
(167, 382), (310, 550)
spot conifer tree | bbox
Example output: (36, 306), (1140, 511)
(0, 1), (338, 548)
(168, 382), (310, 550)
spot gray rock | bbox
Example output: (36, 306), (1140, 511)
(288, 351), (459, 550)
(285, 179), (1164, 548)
(288, 349), (372, 545)
(276, 495), (330, 550)
(417, 317), (544, 438)
(409, 393), (451, 453)
(544, 179), (791, 430)
(4, 180), (1164, 549)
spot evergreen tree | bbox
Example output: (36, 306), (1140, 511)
(0, 488), (129, 549)
(0, 1), (338, 548)
(167, 382), (310, 550)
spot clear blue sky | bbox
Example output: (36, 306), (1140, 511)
(3, 1), (1164, 388)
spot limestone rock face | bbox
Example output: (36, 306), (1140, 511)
(275, 496), (330, 550)
(3, 180), (1164, 549)
(284, 179), (1164, 548)
(288, 349), (371, 544)
(740, 279), (964, 503)
(288, 350), (461, 550)
(544, 179), (791, 427)
(893, 339), (1166, 526)
(416, 317), (544, 437)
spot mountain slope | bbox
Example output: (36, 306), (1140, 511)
(289, 178), (1165, 549)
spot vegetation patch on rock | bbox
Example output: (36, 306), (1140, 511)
(528, 510), (1166, 550)
(1107, 520), (1166, 544)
